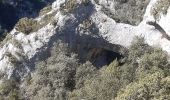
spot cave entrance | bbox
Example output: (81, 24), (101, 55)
(78, 47), (124, 68)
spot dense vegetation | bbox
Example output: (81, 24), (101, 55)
(69, 37), (170, 100)
(0, 37), (170, 100)
(0, 0), (170, 99)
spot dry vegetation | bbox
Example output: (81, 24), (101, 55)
(39, 5), (52, 16)
(60, 0), (77, 14)
(15, 18), (40, 35)
(151, 0), (170, 20)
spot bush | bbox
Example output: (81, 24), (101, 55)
(81, 18), (93, 29)
(120, 36), (169, 85)
(102, 0), (150, 25)
(136, 48), (170, 79)
(114, 71), (170, 100)
(60, 0), (77, 14)
(82, 0), (91, 6)
(127, 36), (152, 63)
(0, 79), (21, 99)
(15, 17), (40, 35)
(39, 5), (52, 16)
(75, 61), (96, 89)
(39, 12), (55, 27)
(151, 0), (170, 20)
(94, 0), (99, 4)
(5, 52), (19, 66)
(69, 60), (121, 100)
(22, 43), (79, 100)
(16, 37), (170, 100)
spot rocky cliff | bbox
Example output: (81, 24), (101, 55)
(0, 0), (170, 99)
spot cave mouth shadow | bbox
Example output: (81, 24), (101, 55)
(76, 46), (124, 68)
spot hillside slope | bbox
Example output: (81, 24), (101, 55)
(0, 0), (170, 99)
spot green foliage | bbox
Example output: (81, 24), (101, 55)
(15, 17), (40, 35)
(114, 37), (170, 100)
(4, 52), (19, 66)
(0, 79), (21, 100)
(60, 0), (77, 14)
(151, 0), (170, 20)
(69, 60), (121, 100)
(39, 12), (56, 27)
(114, 71), (170, 100)
(136, 48), (170, 78)
(22, 43), (79, 100)
(68, 36), (170, 100)
(127, 37), (152, 62)
(75, 61), (96, 89)
(120, 36), (169, 82)
(81, 18), (93, 29)
(102, 0), (150, 25)
(82, 0), (91, 6)
(12, 37), (170, 100)
(39, 5), (52, 16)
(15, 7), (57, 35)
(0, 80), (15, 95)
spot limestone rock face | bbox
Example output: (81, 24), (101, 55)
(0, 0), (170, 81)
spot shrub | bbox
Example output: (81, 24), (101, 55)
(94, 0), (99, 4)
(114, 71), (170, 100)
(39, 12), (55, 27)
(102, 0), (150, 25)
(69, 60), (121, 100)
(39, 5), (52, 16)
(18, 37), (170, 100)
(11, 38), (23, 49)
(0, 79), (21, 100)
(60, 0), (77, 14)
(120, 36), (169, 84)
(136, 48), (170, 79)
(126, 36), (152, 63)
(22, 44), (79, 100)
(81, 18), (93, 29)
(151, 0), (170, 20)
(5, 52), (19, 66)
(75, 61), (96, 89)
(82, 0), (91, 6)
(15, 17), (40, 35)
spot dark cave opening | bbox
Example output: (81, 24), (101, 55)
(90, 49), (123, 68)
(106, 50), (123, 65)
(77, 46), (124, 68)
